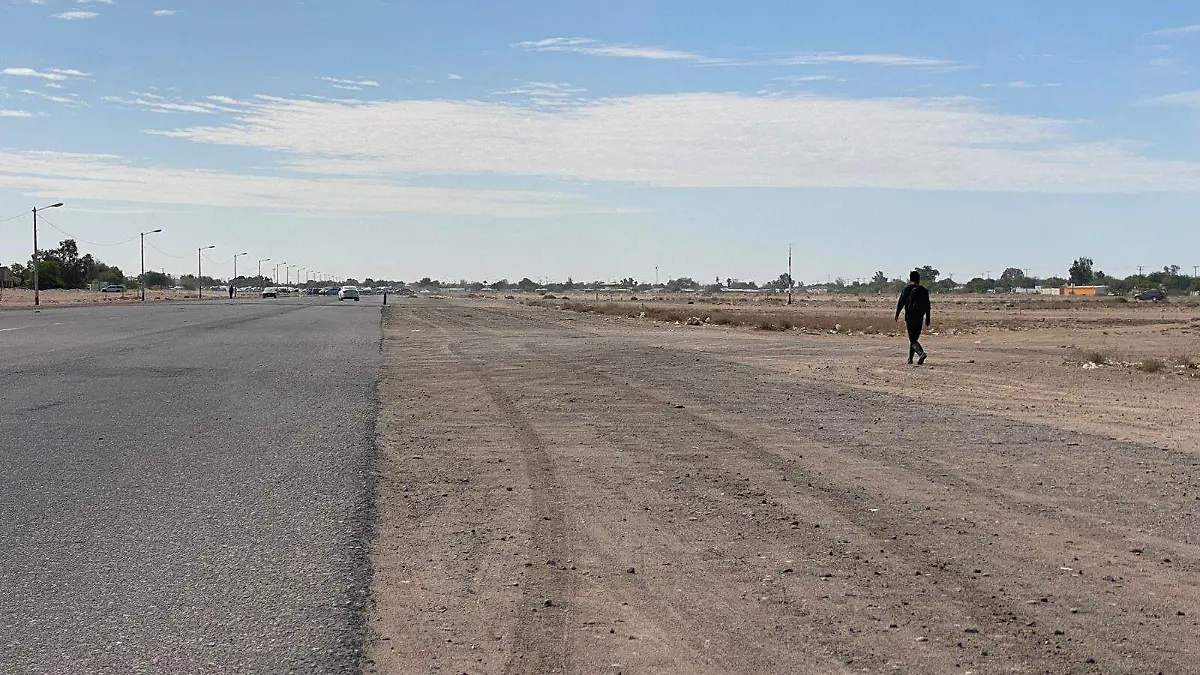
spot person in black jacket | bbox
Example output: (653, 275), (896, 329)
(895, 270), (931, 365)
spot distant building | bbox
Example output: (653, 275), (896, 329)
(1062, 285), (1109, 297)
(1038, 287), (1062, 295)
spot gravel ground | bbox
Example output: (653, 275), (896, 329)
(0, 299), (382, 674)
(367, 300), (1199, 675)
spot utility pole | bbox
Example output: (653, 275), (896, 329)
(198, 245), (215, 298)
(787, 244), (793, 306)
(655, 265), (659, 286)
(30, 203), (63, 307)
(257, 259), (270, 289)
(140, 229), (163, 301)
(1137, 265), (1144, 276)
(233, 252), (249, 287)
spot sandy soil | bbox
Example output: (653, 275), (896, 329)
(0, 287), (252, 309)
(365, 298), (1199, 674)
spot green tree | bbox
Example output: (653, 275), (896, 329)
(871, 271), (887, 285)
(490, 279), (511, 291)
(999, 267), (1026, 288)
(517, 277), (537, 292)
(142, 271), (172, 288)
(915, 266), (940, 284)
(37, 259), (65, 289)
(1068, 257), (1095, 285)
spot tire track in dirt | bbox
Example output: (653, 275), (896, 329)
(441, 340), (574, 675)
(524, 341), (1200, 673)
(373, 302), (1199, 673)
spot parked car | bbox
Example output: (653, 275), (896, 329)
(338, 286), (360, 301)
(1134, 289), (1167, 302)
(100, 284), (126, 294)
(262, 287), (278, 298)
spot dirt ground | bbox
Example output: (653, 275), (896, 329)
(365, 297), (1199, 674)
(0, 287), (251, 309)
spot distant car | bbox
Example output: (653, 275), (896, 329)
(339, 286), (360, 301)
(396, 288), (415, 297)
(100, 284), (126, 294)
(262, 287), (277, 298)
(360, 287), (375, 295)
(1134, 289), (1167, 302)
(306, 287), (320, 296)
(327, 287), (341, 296)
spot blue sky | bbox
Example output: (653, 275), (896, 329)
(2, 0), (1200, 284)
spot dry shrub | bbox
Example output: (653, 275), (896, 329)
(1082, 350), (1108, 365)
(1138, 357), (1166, 373)
(1174, 355), (1198, 370)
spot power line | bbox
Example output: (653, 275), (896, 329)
(0, 211), (28, 225)
(36, 214), (138, 247)
(146, 240), (192, 260)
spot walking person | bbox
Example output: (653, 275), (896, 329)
(895, 270), (931, 365)
(229, 283), (235, 300)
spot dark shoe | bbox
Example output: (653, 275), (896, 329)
(917, 353), (927, 366)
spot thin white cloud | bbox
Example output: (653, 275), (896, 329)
(1008, 81), (1034, 89)
(514, 37), (703, 61)
(1144, 89), (1200, 107)
(770, 53), (955, 68)
(1, 67), (89, 82)
(773, 75), (845, 83)
(1147, 24), (1200, 37)
(152, 10), (177, 16)
(45, 82), (64, 89)
(0, 110), (34, 118)
(320, 77), (380, 88)
(101, 94), (247, 114)
(53, 10), (99, 19)
(20, 89), (72, 103)
(494, 80), (586, 107)
(144, 92), (1200, 194)
(513, 37), (957, 69)
(448, 73), (463, 80)
(0, 150), (633, 218)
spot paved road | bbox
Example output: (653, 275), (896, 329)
(0, 298), (382, 674)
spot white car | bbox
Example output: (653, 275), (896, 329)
(262, 287), (278, 298)
(339, 286), (360, 301)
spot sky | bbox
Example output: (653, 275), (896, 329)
(2, 0), (1200, 284)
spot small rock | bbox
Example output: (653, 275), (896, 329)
(626, 567), (636, 574)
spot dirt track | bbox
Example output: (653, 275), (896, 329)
(365, 300), (1199, 674)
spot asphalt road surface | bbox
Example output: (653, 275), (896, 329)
(0, 298), (382, 674)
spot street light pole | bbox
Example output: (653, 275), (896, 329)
(31, 202), (64, 307)
(258, 259), (270, 289)
(233, 252), (249, 296)
(140, 229), (163, 301)
(198, 245), (215, 298)
(275, 261), (287, 286)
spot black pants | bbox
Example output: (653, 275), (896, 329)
(907, 319), (926, 362)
